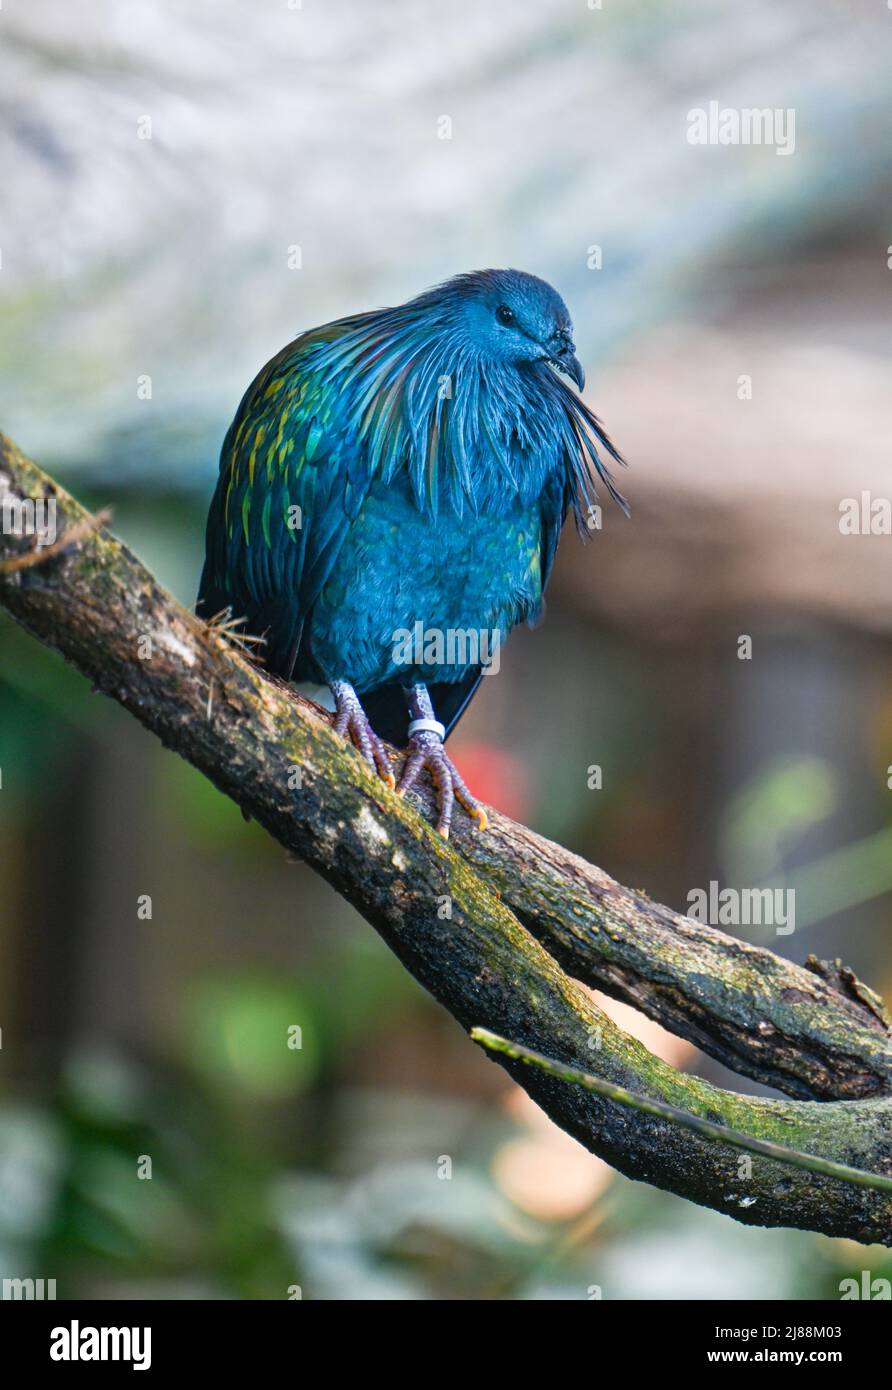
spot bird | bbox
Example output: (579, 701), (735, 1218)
(197, 269), (626, 836)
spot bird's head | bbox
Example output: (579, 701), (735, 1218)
(442, 269), (585, 391)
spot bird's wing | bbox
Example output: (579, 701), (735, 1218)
(536, 470), (571, 607)
(197, 324), (373, 678)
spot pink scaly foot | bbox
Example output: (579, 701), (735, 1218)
(330, 680), (396, 789)
(395, 683), (488, 838)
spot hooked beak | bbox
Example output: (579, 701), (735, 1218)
(547, 333), (585, 391)
(560, 352), (585, 392)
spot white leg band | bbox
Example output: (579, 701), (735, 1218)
(408, 717), (446, 741)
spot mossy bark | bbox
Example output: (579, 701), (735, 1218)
(1, 431), (891, 1245)
(441, 811), (892, 1101)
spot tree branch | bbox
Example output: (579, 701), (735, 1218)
(2, 431), (891, 1245)
(443, 811), (892, 1102)
(471, 1030), (892, 1194)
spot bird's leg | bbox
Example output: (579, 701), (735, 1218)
(396, 684), (488, 838)
(330, 680), (396, 789)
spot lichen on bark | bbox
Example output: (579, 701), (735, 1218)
(1, 430), (891, 1246)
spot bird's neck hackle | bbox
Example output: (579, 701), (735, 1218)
(305, 299), (626, 523)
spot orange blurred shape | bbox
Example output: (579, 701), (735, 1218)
(491, 995), (695, 1221)
(492, 1128), (613, 1222)
(449, 739), (530, 823)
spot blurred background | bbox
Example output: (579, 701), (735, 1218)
(1, 0), (892, 1299)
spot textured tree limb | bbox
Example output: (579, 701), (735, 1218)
(1, 432), (891, 1245)
(0, 506), (113, 575)
(471, 1030), (892, 1194)
(444, 813), (892, 1102)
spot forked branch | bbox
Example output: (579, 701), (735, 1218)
(1, 431), (890, 1245)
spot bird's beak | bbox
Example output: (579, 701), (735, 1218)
(548, 335), (585, 392)
(562, 352), (585, 392)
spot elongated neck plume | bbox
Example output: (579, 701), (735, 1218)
(306, 292), (626, 523)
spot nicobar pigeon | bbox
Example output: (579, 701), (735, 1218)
(198, 269), (626, 835)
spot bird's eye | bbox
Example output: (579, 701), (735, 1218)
(496, 304), (515, 326)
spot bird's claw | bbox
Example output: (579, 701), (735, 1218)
(396, 732), (488, 838)
(332, 686), (396, 789)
